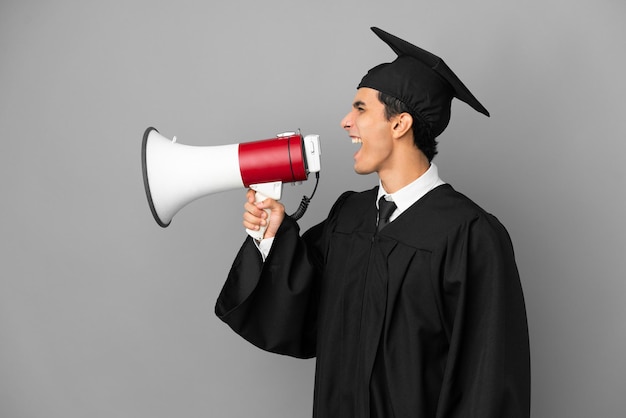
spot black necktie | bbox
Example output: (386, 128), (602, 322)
(377, 196), (397, 232)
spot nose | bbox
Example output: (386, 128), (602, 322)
(341, 111), (353, 131)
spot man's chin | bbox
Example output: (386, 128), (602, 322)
(353, 165), (374, 175)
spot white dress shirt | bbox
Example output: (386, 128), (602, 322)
(377, 163), (446, 222)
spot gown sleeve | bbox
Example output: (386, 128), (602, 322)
(435, 214), (531, 418)
(214, 192), (355, 359)
(215, 217), (320, 358)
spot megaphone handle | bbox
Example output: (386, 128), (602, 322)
(245, 181), (283, 241)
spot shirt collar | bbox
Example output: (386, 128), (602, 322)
(377, 163), (445, 219)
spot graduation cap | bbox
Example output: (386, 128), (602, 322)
(357, 27), (489, 138)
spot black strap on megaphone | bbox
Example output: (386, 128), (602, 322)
(290, 172), (320, 220)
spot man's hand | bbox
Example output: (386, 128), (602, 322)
(243, 189), (285, 239)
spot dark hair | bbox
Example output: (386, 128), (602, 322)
(377, 91), (438, 161)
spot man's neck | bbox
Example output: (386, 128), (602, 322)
(378, 157), (430, 194)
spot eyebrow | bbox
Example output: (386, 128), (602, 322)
(352, 100), (366, 109)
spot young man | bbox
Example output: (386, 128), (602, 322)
(216, 27), (530, 418)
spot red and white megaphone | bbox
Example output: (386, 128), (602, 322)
(141, 127), (321, 239)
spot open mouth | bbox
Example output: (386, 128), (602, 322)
(351, 136), (362, 144)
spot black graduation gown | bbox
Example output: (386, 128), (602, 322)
(215, 184), (530, 418)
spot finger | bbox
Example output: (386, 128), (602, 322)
(255, 197), (278, 211)
(243, 219), (261, 231)
(243, 214), (265, 230)
(246, 189), (256, 203)
(244, 200), (259, 215)
(243, 209), (266, 224)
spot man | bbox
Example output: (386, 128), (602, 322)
(216, 27), (530, 417)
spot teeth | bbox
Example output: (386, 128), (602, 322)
(351, 137), (362, 144)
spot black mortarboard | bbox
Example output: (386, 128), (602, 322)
(357, 27), (489, 138)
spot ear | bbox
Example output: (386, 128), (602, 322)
(391, 112), (413, 139)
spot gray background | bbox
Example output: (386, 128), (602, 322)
(1, 0), (624, 417)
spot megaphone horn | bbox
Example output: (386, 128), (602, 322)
(141, 127), (321, 236)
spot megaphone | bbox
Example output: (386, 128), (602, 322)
(141, 127), (321, 239)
